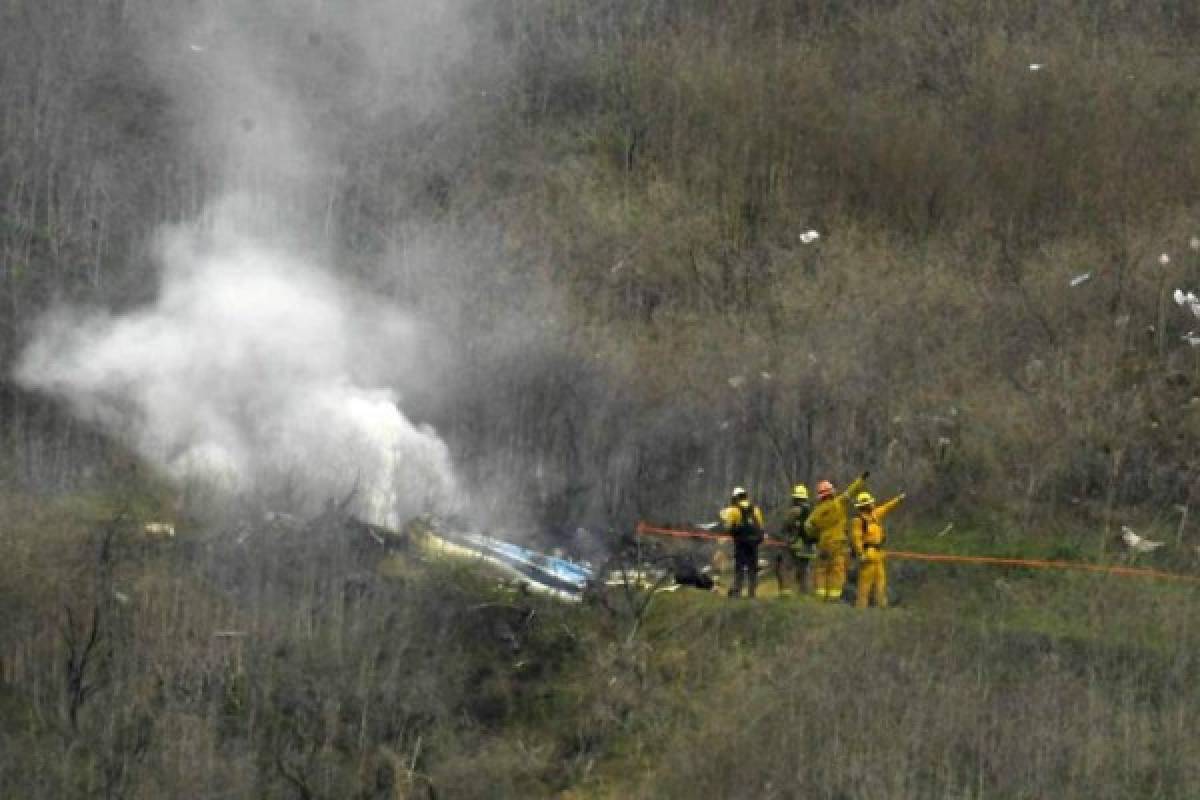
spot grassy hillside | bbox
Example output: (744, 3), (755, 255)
(3, 496), (1199, 797)
(5, 1), (1200, 796)
(5, 0), (1200, 528)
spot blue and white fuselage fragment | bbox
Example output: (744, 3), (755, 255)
(426, 529), (594, 601)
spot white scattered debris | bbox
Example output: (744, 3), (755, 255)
(697, 521), (720, 531)
(1183, 332), (1200, 347)
(604, 567), (670, 589)
(727, 375), (746, 389)
(1191, 237), (1200, 251)
(1173, 289), (1200, 319)
(1069, 272), (1092, 287)
(189, 44), (206, 53)
(935, 522), (954, 538)
(1121, 525), (1165, 553)
(1159, 253), (1171, 266)
(759, 371), (772, 381)
(695, 466), (705, 475)
(799, 230), (821, 244)
(1115, 313), (1131, 328)
(718, 420), (730, 431)
(1028, 63), (1044, 71)
(113, 590), (131, 606)
(143, 522), (176, 537)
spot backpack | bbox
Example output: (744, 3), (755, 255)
(731, 504), (764, 544)
(787, 504), (814, 545)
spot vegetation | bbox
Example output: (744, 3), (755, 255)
(4, 0), (1200, 796)
(3, 497), (1199, 797)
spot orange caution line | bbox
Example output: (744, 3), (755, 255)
(636, 522), (785, 548)
(635, 522), (1200, 584)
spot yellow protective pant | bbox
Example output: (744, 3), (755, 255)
(856, 555), (887, 608)
(814, 552), (847, 600)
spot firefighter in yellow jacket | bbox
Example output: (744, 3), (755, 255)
(804, 472), (868, 600)
(719, 487), (766, 598)
(851, 490), (905, 608)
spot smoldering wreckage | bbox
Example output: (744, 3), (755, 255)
(130, 481), (1197, 615)
(135, 506), (790, 604)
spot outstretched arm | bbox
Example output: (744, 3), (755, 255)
(875, 493), (906, 520)
(841, 471), (870, 501)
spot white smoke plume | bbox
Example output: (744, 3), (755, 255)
(17, 199), (458, 527)
(15, 0), (472, 526)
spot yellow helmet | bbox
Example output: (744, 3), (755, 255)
(855, 491), (875, 508)
(791, 483), (809, 500)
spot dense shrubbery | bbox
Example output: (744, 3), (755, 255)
(6, 2), (1200, 795)
(3, 497), (1198, 797)
(5, 0), (1200, 532)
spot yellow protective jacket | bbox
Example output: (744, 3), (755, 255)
(851, 495), (904, 562)
(720, 501), (766, 542)
(804, 475), (867, 556)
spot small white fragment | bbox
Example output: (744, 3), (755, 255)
(727, 375), (746, 389)
(189, 44), (206, 53)
(799, 230), (820, 244)
(1191, 237), (1200, 251)
(1069, 272), (1092, 287)
(1183, 332), (1200, 347)
(1176, 289), (1188, 306)
(1160, 253), (1171, 266)
(1121, 525), (1165, 553)
(759, 371), (772, 381)
(1028, 63), (1044, 71)
(143, 522), (175, 537)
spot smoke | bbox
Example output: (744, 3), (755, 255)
(18, 199), (457, 525)
(15, 1), (472, 526)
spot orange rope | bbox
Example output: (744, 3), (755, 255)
(636, 522), (785, 547)
(635, 522), (1200, 584)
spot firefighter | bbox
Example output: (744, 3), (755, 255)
(851, 490), (905, 608)
(773, 483), (813, 595)
(719, 487), (766, 598)
(804, 472), (869, 601)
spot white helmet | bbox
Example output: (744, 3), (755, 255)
(731, 486), (748, 500)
